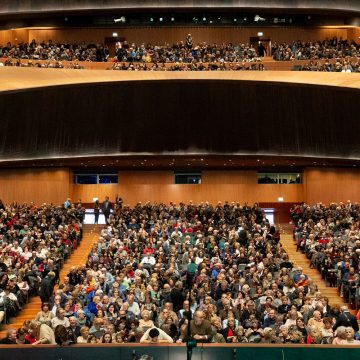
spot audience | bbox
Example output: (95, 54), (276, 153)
(0, 39), (261, 64)
(0, 40), (109, 62)
(272, 38), (360, 61)
(110, 61), (265, 71)
(2, 37), (360, 73)
(0, 200), (359, 345)
(299, 59), (360, 72)
(0, 201), (84, 326)
(292, 201), (360, 306)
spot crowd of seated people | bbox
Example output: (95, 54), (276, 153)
(292, 202), (360, 309)
(0, 200), (84, 327)
(114, 41), (261, 63)
(0, 40), (109, 62)
(0, 57), (265, 71)
(299, 59), (360, 72)
(2, 201), (359, 346)
(272, 38), (360, 61)
(0, 58), (84, 69)
(0, 39), (261, 64)
(109, 61), (265, 71)
(1, 37), (359, 65)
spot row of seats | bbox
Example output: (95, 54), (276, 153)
(1, 201), (358, 345)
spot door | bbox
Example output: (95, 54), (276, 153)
(250, 36), (271, 58)
(104, 36), (126, 57)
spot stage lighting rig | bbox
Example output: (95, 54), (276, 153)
(254, 15), (265, 22)
(114, 16), (126, 23)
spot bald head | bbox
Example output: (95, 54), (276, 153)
(194, 310), (205, 326)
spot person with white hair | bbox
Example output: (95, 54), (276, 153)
(341, 327), (360, 344)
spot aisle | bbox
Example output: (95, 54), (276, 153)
(0, 224), (101, 338)
(280, 226), (348, 308)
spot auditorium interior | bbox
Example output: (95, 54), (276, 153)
(0, 1), (360, 359)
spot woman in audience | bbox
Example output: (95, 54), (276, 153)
(77, 326), (90, 343)
(35, 302), (54, 327)
(29, 321), (56, 345)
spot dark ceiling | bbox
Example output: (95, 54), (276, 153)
(0, 1), (360, 15)
(0, 1), (359, 28)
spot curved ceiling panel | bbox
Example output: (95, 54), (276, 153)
(0, 1), (359, 15)
(0, 71), (359, 163)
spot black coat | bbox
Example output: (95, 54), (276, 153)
(333, 311), (359, 332)
(170, 288), (185, 313)
(102, 200), (112, 215)
(39, 276), (54, 302)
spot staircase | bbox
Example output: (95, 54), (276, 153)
(0, 224), (101, 338)
(280, 226), (348, 308)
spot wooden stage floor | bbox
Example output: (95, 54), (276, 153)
(1, 68), (360, 93)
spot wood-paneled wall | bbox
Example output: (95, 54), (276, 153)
(120, 171), (173, 185)
(71, 184), (119, 203)
(348, 27), (360, 41)
(2, 167), (360, 209)
(0, 27), (354, 46)
(0, 168), (70, 205)
(117, 171), (303, 206)
(0, 29), (29, 44)
(67, 170), (303, 206)
(28, 27), (350, 45)
(120, 184), (303, 206)
(304, 168), (360, 205)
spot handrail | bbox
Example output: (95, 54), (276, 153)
(0, 343), (359, 348)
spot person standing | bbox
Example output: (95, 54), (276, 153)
(102, 196), (112, 224)
(94, 200), (100, 224)
(115, 194), (123, 210)
(258, 42), (266, 57)
(39, 272), (56, 304)
(333, 305), (359, 333)
(64, 198), (71, 209)
(186, 34), (193, 49)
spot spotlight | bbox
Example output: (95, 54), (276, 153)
(233, 18), (237, 22)
(150, 17), (154, 22)
(171, 17), (175, 21)
(159, 17), (163, 22)
(203, 17), (207, 21)
(112, 32), (118, 37)
(254, 15), (265, 22)
(257, 32), (264, 37)
(114, 16), (126, 23)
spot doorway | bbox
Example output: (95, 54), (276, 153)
(104, 36), (125, 58)
(250, 36), (271, 58)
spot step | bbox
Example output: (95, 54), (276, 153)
(0, 227), (101, 331)
(280, 228), (347, 309)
